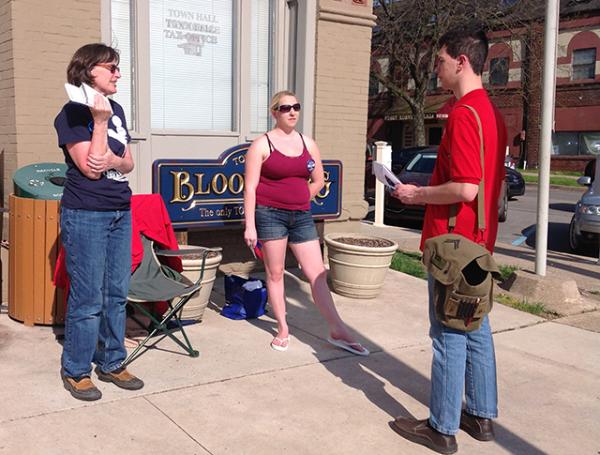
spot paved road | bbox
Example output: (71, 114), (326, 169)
(376, 184), (598, 259)
(498, 185), (586, 253)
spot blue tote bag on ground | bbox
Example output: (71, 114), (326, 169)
(222, 275), (268, 320)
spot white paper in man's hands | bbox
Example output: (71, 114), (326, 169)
(64, 83), (111, 111)
(372, 162), (401, 190)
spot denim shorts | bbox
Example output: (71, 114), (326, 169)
(255, 205), (318, 244)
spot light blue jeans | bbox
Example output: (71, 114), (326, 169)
(427, 275), (498, 435)
(60, 207), (132, 378)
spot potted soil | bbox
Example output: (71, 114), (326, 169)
(324, 233), (398, 299)
(178, 245), (223, 321)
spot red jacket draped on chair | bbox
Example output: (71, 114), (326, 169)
(54, 193), (182, 290)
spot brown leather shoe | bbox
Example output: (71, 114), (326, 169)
(390, 417), (457, 454)
(460, 410), (495, 441)
(62, 373), (102, 401)
(95, 366), (144, 390)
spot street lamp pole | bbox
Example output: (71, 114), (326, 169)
(535, 0), (560, 276)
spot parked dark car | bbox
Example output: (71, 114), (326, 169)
(384, 151), (438, 222)
(391, 146), (432, 174)
(505, 166), (525, 198)
(384, 150), (522, 224)
(365, 145), (433, 204)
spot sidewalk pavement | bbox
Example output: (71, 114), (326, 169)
(1, 224), (599, 454)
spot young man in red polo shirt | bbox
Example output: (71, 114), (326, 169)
(390, 26), (507, 454)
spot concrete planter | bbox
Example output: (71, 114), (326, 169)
(178, 245), (223, 321)
(324, 233), (398, 299)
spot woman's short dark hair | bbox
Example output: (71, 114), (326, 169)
(439, 26), (488, 76)
(66, 43), (120, 86)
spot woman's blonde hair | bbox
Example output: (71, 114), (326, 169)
(269, 90), (297, 112)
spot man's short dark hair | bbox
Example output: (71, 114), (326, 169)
(439, 26), (489, 75)
(67, 43), (120, 86)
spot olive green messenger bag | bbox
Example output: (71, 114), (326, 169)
(422, 105), (501, 332)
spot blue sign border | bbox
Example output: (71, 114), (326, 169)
(152, 143), (343, 228)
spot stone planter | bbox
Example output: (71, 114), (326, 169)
(178, 245), (223, 321)
(324, 233), (398, 299)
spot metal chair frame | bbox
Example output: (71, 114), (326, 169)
(124, 236), (222, 365)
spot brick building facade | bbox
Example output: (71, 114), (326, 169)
(369, 2), (600, 173)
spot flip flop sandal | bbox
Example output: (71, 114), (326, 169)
(327, 336), (370, 356)
(271, 336), (290, 352)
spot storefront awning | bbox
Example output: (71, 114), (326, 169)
(384, 95), (454, 122)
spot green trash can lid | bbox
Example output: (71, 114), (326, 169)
(13, 162), (68, 200)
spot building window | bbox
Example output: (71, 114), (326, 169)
(427, 72), (438, 91)
(428, 126), (442, 145)
(552, 131), (600, 155)
(111, 0), (134, 130)
(250, 0), (273, 133)
(149, 0), (234, 131)
(368, 73), (379, 97)
(572, 48), (596, 81)
(489, 57), (509, 86)
(369, 57), (388, 96)
(107, 0), (296, 140)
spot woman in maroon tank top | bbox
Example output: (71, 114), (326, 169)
(244, 90), (369, 356)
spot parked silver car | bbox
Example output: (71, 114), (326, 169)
(569, 176), (600, 253)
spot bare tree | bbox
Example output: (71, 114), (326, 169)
(371, 0), (544, 146)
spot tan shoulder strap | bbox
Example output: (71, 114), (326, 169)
(448, 104), (485, 231)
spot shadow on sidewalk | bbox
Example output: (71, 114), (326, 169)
(548, 203), (575, 213)
(245, 270), (548, 455)
(520, 221), (600, 259)
(494, 243), (600, 284)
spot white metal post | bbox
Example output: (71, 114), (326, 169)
(373, 141), (392, 226)
(535, 0), (560, 276)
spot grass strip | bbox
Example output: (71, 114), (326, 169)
(521, 174), (581, 187)
(498, 264), (519, 282)
(390, 250), (427, 279)
(520, 169), (581, 177)
(390, 253), (559, 319)
(495, 293), (552, 317)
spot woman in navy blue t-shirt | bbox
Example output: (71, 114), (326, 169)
(54, 43), (143, 401)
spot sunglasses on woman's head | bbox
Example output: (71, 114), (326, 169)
(97, 63), (120, 74)
(276, 103), (301, 113)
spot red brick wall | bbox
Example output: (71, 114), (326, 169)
(551, 156), (595, 172)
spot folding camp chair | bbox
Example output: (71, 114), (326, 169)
(124, 235), (222, 365)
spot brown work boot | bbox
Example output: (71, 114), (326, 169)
(390, 417), (457, 454)
(460, 410), (495, 441)
(95, 366), (144, 390)
(62, 372), (102, 401)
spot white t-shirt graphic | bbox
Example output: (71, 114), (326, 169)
(105, 114), (129, 182)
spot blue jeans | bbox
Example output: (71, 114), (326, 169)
(60, 207), (132, 378)
(427, 275), (498, 435)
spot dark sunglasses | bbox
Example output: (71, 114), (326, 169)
(276, 103), (301, 113)
(97, 63), (121, 74)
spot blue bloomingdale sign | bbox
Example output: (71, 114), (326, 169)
(152, 144), (343, 228)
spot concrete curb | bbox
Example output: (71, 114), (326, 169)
(524, 182), (586, 192)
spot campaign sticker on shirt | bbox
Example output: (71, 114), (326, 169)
(307, 159), (316, 172)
